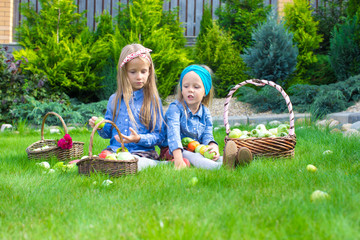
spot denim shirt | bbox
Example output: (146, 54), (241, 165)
(97, 89), (164, 153)
(163, 99), (217, 154)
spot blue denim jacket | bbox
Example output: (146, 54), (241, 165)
(162, 100), (217, 154)
(97, 89), (164, 153)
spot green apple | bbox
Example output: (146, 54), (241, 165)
(195, 144), (205, 153)
(189, 177), (198, 186)
(229, 128), (242, 138)
(116, 151), (133, 161)
(204, 150), (215, 160)
(105, 154), (117, 160)
(256, 124), (267, 132)
(36, 161), (50, 169)
(94, 117), (105, 129)
(53, 162), (64, 170)
(306, 164), (317, 172)
(64, 163), (78, 173)
(199, 145), (208, 155)
(277, 124), (289, 134)
(311, 190), (330, 202)
(181, 137), (194, 147)
(269, 128), (278, 135)
(116, 147), (129, 153)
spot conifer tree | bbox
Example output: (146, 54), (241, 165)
(283, 0), (322, 83)
(242, 13), (298, 86)
(330, 15), (360, 81)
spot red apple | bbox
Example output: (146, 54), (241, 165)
(169, 158), (191, 167)
(99, 150), (112, 159)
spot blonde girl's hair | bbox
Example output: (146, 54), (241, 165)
(112, 43), (162, 132)
(176, 64), (214, 108)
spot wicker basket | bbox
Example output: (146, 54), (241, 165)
(26, 112), (84, 161)
(76, 119), (138, 177)
(224, 79), (296, 158)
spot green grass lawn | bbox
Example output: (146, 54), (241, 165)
(1, 124), (359, 239)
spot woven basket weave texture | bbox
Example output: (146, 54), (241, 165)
(77, 119), (138, 177)
(223, 79), (296, 158)
(26, 112), (84, 161)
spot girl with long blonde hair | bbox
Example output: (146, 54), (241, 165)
(89, 43), (165, 171)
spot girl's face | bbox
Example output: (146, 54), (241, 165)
(126, 57), (150, 91)
(181, 71), (205, 108)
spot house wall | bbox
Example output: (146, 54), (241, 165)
(0, 0), (13, 44)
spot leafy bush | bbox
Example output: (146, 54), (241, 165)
(287, 84), (320, 112)
(347, 0), (360, 18)
(113, 0), (191, 98)
(312, 0), (347, 54)
(216, 0), (270, 51)
(235, 74), (360, 116)
(16, 0), (86, 49)
(310, 88), (348, 119)
(0, 46), (68, 124)
(194, 21), (248, 97)
(10, 97), (108, 126)
(197, 4), (213, 44)
(14, 0), (110, 102)
(304, 55), (337, 85)
(235, 85), (288, 114)
(242, 13), (298, 86)
(97, 58), (118, 101)
(329, 15), (360, 82)
(283, 0), (323, 82)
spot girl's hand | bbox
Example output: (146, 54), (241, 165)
(174, 157), (187, 170)
(206, 143), (220, 161)
(172, 149), (187, 170)
(115, 127), (140, 144)
(89, 116), (98, 128)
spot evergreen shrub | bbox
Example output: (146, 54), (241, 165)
(312, 0), (347, 54)
(287, 84), (320, 112)
(194, 21), (248, 97)
(235, 86), (288, 114)
(242, 13), (298, 87)
(329, 15), (360, 82)
(310, 88), (348, 118)
(10, 97), (108, 126)
(304, 55), (337, 85)
(216, 0), (270, 51)
(97, 58), (117, 101)
(14, 0), (110, 102)
(283, 0), (322, 83)
(235, 75), (360, 116)
(114, 0), (191, 98)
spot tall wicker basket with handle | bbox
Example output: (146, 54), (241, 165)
(76, 119), (138, 177)
(26, 112), (84, 161)
(224, 79), (296, 158)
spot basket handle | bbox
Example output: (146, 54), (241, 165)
(224, 79), (295, 137)
(88, 119), (125, 158)
(41, 112), (68, 141)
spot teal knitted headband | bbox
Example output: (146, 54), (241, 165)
(179, 65), (212, 96)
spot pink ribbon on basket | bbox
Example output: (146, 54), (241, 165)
(57, 134), (73, 149)
(119, 48), (152, 68)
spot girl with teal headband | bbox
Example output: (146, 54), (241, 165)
(160, 64), (223, 169)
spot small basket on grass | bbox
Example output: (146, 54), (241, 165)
(76, 119), (138, 177)
(26, 112), (84, 161)
(224, 79), (296, 158)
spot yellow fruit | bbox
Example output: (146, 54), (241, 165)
(199, 145), (208, 155)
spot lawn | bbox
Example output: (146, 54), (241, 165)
(0, 123), (359, 240)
